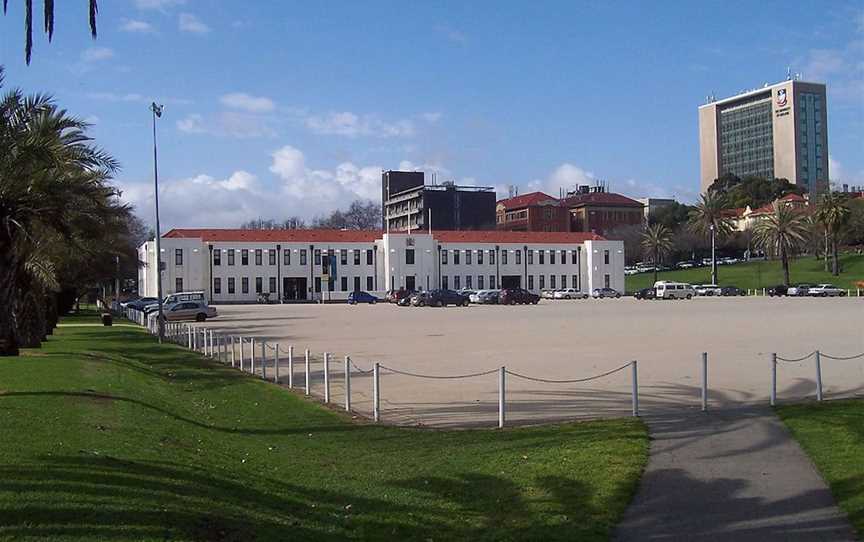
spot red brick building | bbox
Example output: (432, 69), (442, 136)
(495, 192), (570, 232)
(497, 189), (644, 235)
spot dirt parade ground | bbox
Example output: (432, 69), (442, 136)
(200, 297), (864, 427)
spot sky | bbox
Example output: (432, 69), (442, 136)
(1, 0), (863, 229)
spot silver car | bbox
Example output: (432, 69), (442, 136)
(808, 284), (846, 297)
(553, 288), (588, 300)
(161, 300), (218, 322)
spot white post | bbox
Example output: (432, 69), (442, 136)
(274, 344), (280, 383)
(762, 287), (766, 296)
(250, 338), (256, 375)
(261, 341), (267, 380)
(323, 352), (331, 403)
(631, 360), (639, 417)
(304, 349), (310, 396)
(815, 350), (823, 402)
(373, 362), (380, 422)
(701, 352), (708, 412)
(288, 346), (294, 388)
(188, 325), (192, 349)
(230, 336), (236, 367)
(498, 366), (506, 429)
(858, 288), (861, 297)
(770, 353), (777, 406)
(239, 337), (245, 371)
(344, 356), (351, 412)
(209, 330), (214, 356)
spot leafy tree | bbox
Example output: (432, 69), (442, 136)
(2, 1), (99, 64)
(648, 201), (693, 229)
(752, 202), (810, 286)
(707, 174), (805, 210)
(641, 224), (674, 284)
(240, 217), (307, 230)
(688, 192), (734, 283)
(814, 192), (850, 276)
(604, 224), (644, 266)
(312, 200), (381, 230)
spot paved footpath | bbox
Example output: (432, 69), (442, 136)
(615, 406), (857, 541)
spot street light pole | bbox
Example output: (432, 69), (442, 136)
(710, 223), (716, 285)
(150, 102), (165, 343)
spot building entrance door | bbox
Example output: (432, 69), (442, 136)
(501, 275), (521, 289)
(405, 275), (416, 291)
(283, 277), (308, 301)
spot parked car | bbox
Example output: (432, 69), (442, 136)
(676, 260), (697, 269)
(767, 284), (788, 297)
(347, 291), (378, 304)
(385, 289), (414, 303)
(720, 286), (745, 296)
(408, 291), (429, 306)
(540, 289), (556, 299)
(787, 283), (813, 296)
(592, 287), (621, 299)
(499, 288), (540, 305)
(425, 289), (470, 307)
(654, 281), (694, 300)
(808, 284), (846, 297)
(476, 290), (500, 304)
(694, 284), (722, 296)
(634, 287), (656, 300)
(553, 288), (588, 300)
(125, 297), (157, 311)
(160, 301), (217, 322)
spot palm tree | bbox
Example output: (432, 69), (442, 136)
(0, 67), (120, 355)
(688, 192), (734, 284)
(752, 202), (810, 286)
(641, 223), (674, 284)
(814, 192), (850, 276)
(2, 1), (99, 64)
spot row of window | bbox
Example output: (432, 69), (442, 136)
(209, 248), (375, 267)
(211, 276), (377, 295)
(438, 248), (596, 266)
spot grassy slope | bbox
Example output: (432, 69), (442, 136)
(626, 253), (864, 292)
(0, 313), (647, 542)
(777, 400), (864, 536)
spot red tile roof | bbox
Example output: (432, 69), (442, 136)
(721, 208), (746, 218)
(778, 193), (807, 203)
(496, 191), (558, 209)
(163, 228), (605, 244)
(562, 192), (644, 208)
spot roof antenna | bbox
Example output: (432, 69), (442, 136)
(786, 66), (792, 81)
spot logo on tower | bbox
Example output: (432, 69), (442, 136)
(776, 88), (788, 107)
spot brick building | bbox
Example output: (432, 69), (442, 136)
(495, 192), (569, 232)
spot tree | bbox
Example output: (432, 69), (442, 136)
(641, 224), (674, 284)
(648, 201), (693, 229)
(0, 67), (122, 355)
(814, 192), (850, 276)
(2, 1), (99, 65)
(688, 192), (734, 284)
(312, 200), (381, 230)
(752, 202), (810, 286)
(707, 174), (804, 210)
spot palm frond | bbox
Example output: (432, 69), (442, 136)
(44, 0), (54, 41)
(89, 0), (98, 39)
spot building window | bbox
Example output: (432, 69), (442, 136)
(550, 275), (556, 289)
(269, 277), (276, 293)
(489, 250), (495, 265)
(255, 277), (263, 294)
(314, 249), (321, 265)
(354, 249), (361, 265)
(284, 249), (291, 266)
(571, 250), (577, 264)
(454, 276), (461, 290)
(539, 250), (545, 265)
(604, 250), (610, 265)
(604, 274), (611, 288)
(528, 250), (533, 265)
(550, 250), (556, 265)
(228, 277), (235, 294)
(328, 277), (335, 292)
(442, 250), (448, 264)
(539, 275), (545, 289)
(354, 276), (361, 292)
(516, 250), (522, 265)
(453, 250), (460, 265)
(502, 250), (508, 265)
(573, 274), (579, 290)
(478, 275), (484, 289)
(406, 249), (415, 265)
(213, 249), (221, 266)
(175, 277), (183, 292)
(442, 276), (449, 289)
(314, 277), (321, 293)
(228, 249), (235, 266)
(241, 249), (249, 266)
(269, 250), (276, 266)
(341, 276), (348, 291)
(366, 276), (374, 291)
(465, 250), (472, 265)
(489, 275), (496, 289)
(561, 275), (567, 288)
(300, 249), (307, 265)
(341, 249), (348, 265)
(175, 249), (183, 266)
(366, 249), (373, 265)
(466, 275), (472, 289)
(214, 277), (221, 294)
(242, 277), (249, 294)
(560, 250), (566, 263)
(255, 249), (262, 266)
(528, 275), (534, 290)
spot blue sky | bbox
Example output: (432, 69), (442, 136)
(1, 0), (862, 228)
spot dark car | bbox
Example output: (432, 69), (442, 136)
(425, 289), (470, 307)
(125, 297), (157, 311)
(767, 284), (788, 297)
(720, 286), (745, 296)
(385, 289), (414, 303)
(499, 288), (541, 305)
(407, 292), (428, 306)
(347, 291), (378, 305)
(592, 287), (622, 299)
(634, 287), (656, 300)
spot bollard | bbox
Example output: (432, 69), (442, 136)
(815, 350), (823, 402)
(631, 360), (639, 417)
(344, 356), (351, 412)
(373, 362), (380, 422)
(209, 330), (214, 357)
(305, 349), (311, 396)
(762, 287), (766, 296)
(230, 336), (236, 367)
(498, 366), (506, 429)
(858, 288), (861, 297)
(770, 353), (777, 406)
(188, 326), (192, 349)
(323, 353), (331, 403)
(274, 344), (280, 383)
(261, 341), (267, 380)
(239, 337), (245, 371)
(701, 352), (708, 412)
(288, 346), (294, 388)
(250, 338), (256, 375)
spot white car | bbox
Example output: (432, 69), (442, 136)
(540, 289), (557, 299)
(694, 284), (722, 296)
(787, 283), (813, 296)
(808, 284), (846, 297)
(553, 288), (588, 300)
(469, 290), (493, 303)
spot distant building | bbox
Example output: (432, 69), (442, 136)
(724, 193), (809, 232)
(382, 170), (496, 232)
(637, 197), (676, 219)
(699, 79), (829, 194)
(496, 192), (569, 232)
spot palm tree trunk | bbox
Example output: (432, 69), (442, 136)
(653, 248), (658, 284)
(781, 245), (790, 286)
(0, 253), (21, 356)
(831, 236), (840, 276)
(824, 229), (829, 271)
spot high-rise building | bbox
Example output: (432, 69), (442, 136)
(698, 79), (828, 194)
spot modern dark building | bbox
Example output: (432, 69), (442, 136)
(382, 170), (496, 232)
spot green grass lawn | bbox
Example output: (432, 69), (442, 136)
(0, 312), (647, 541)
(777, 400), (864, 535)
(626, 253), (864, 292)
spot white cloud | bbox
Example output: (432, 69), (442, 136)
(795, 41), (864, 103)
(83, 115), (100, 125)
(435, 25), (467, 44)
(220, 93), (276, 113)
(80, 47), (114, 62)
(828, 155), (864, 187)
(179, 13), (210, 34)
(306, 111), (415, 138)
(176, 111), (276, 138)
(86, 92), (193, 106)
(176, 113), (207, 134)
(420, 112), (443, 124)
(135, 0), (185, 10)
(120, 19), (154, 33)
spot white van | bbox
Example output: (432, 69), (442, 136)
(654, 281), (695, 300)
(164, 291), (206, 305)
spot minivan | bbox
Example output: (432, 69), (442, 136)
(654, 281), (694, 300)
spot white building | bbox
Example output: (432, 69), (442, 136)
(138, 229), (625, 303)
